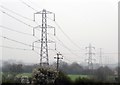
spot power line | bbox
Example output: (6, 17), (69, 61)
(54, 35), (81, 58)
(46, 16), (119, 55)
(0, 35), (31, 46)
(0, 25), (40, 40)
(48, 34), (85, 54)
(103, 52), (118, 54)
(19, 0), (38, 12)
(0, 5), (39, 25)
(0, 45), (32, 51)
(52, 21), (82, 51)
(44, 34), (77, 63)
(63, 56), (75, 63)
(27, 0), (43, 10)
(48, 34), (84, 58)
(0, 9), (34, 28)
(0, 35), (57, 52)
(0, 25), (32, 36)
(47, 17), (84, 51)
(33, 50), (40, 55)
(0, 5), (32, 21)
(46, 34), (119, 56)
(0, 4), (82, 59)
(0, 35), (41, 49)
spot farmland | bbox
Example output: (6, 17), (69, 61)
(16, 73), (32, 78)
(1, 61), (118, 83)
(16, 73), (90, 81)
(2, 72), (90, 81)
(68, 74), (89, 81)
(1, 71), (118, 84)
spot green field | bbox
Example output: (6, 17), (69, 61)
(0, 72), (2, 83)
(16, 73), (32, 78)
(68, 74), (89, 81)
(16, 73), (89, 81)
(16, 73), (88, 81)
(2, 72), (89, 81)
(17, 74), (89, 80)
(1, 72), (116, 82)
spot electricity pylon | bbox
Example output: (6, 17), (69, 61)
(85, 43), (95, 70)
(99, 48), (103, 67)
(32, 9), (56, 67)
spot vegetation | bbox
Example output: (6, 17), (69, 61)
(16, 73), (32, 78)
(1, 61), (119, 84)
(68, 75), (89, 81)
(32, 67), (57, 85)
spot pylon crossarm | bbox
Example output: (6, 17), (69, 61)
(47, 25), (56, 36)
(33, 25), (42, 36)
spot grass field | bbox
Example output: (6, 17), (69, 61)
(0, 72), (2, 83)
(16, 73), (32, 78)
(16, 73), (89, 81)
(68, 74), (89, 81)
(17, 73), (89, 81)
(2, 72), (89, 81)
(16, 73), (88, 81)
(1, 72), (116, 82)
(4, 72), (116, 82)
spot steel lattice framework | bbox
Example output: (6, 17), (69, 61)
(33, 9), (55, 67)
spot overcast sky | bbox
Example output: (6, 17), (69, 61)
(0, 0), (119, 65)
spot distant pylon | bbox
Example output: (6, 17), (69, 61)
(85, 43), (95, 70)
(99, 48), (103, 67)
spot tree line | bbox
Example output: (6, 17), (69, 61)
(1, 61), (119, 83)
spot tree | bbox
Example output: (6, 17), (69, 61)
(32, 67), (57, 85)
(55, 71), (72, 85)
(69, 62), (83, 74)
(9, 64), (23, 73)
(94, 66), (114, 82)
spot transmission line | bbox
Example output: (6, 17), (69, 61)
(0, 35), (56, 52)
(63, 56), (75, 63)
(0, 3), (82, 56)
(52, 35), (81, 58)
(0, 5), (31, 21)
(27, 0), (43, 10)
(0, 45), (31, 51)
(48, 33), (82, 58)
(0, 25), (39, 40)
(0, 35), (41, 49)
(0, 25), (32, 36)
(0, 5), (39, 25)
(19, 0), (38, 12)
(47, 18), (82, 51)
(42, 34), (77, 63)
(0, 35), (31, 46)
(0, 9), (34, 28)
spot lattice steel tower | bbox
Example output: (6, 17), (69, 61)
(85, 43), (95, 70)
(40, 9), (48, 66)
(99, 48), (102, 67)
(33, 9), (55, 66)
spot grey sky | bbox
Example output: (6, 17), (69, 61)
(0, 0), (119, 65)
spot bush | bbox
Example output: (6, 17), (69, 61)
(2, 73), (16, 83)
(54, 71), (73, 85)
(32, 67), (57, 85)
